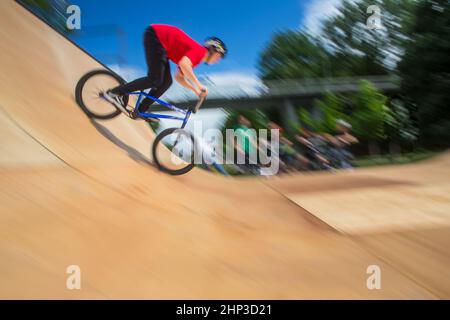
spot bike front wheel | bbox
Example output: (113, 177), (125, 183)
(75, 69), (130, 120)
(152, 128), (198, 175)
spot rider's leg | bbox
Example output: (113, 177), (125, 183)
(137, 63), (172, 113)
(109, 27), (167, 96)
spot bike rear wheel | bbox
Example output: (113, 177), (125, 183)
(75, 69), (129, 119)
(152, 128), (197, 175)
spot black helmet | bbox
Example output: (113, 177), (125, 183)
(204, 37), (227, 57)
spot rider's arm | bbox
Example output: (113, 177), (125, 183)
(174, 69), (197, 92)
(178, 56), (207, 96)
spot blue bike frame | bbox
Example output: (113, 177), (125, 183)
(129, 91), (192, 128)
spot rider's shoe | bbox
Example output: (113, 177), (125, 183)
(103, 91), (126, 112)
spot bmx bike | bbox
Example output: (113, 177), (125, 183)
(75, 69), (205, 175)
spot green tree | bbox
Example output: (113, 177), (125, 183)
(22, 0), (73, 33)
(398, 0), (450, 147)
(384, 99), (419, 153)
(23, 0), (50, 10)
(298, 92), (347, 134)
(298, 108), (320, 132)
(258, 31), (334, 80)
(351, 81), (389, 154)
(297, 81), (400, 155)
(322, 0), (418, 74)
(314, 93), (348, 133)
(258, 0), (418, 81)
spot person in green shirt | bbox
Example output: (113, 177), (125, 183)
(233, 115), (257, 155)
(232, 115), (259, 174)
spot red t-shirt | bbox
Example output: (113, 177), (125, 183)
(152, 24), (207, 68)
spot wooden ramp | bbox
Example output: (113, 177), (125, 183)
(268, 153), (450, 297)
(0, 0), (448, 299)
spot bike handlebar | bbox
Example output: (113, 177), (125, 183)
(193, 94), (206, 113)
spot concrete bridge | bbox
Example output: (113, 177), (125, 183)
(164, 75), (401, 130)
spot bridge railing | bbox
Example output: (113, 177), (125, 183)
(264, 75), (400, 97)
(168, 75), (400, 104)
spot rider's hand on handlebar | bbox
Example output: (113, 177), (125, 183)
(196, 86), (208, 98)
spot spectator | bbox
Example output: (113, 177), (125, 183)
(295, 127), (332, 171)
(232, 115), (260, 175)
(325, 119), (358, 169)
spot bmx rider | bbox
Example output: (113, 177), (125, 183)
(103, 24), (227, 118)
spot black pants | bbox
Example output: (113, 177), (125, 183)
(111, 27), (172, 112)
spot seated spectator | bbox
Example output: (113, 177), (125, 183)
(326, 119), (358, 169)
(267, 122), (307, 173)
(295, 127), (332, 171)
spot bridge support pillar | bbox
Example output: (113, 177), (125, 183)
(281, 98), (299, 134)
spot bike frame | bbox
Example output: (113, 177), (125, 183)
(126, 90), (229, 175)
(128, 90), (203, 129)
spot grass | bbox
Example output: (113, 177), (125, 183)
(354, 150), (440, 168)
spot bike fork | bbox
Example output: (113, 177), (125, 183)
(173, 111), (191, 147)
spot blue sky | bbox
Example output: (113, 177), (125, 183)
(68, 0), (343, 77)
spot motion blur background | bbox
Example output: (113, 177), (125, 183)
(20, 0), (449, 175)
(1, 0), (449, 299)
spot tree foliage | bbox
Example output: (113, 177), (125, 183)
(384, 99), (419, 145)
(398, 0), (450, 146)
(258, 31), (334, 80)
(350, 81), (388, 142)
(322, 0), (418, 73)
(299, 81), (388, 141)
(299, 92), (348, 133)
(258, 0), (418, 80)
(21, 0), (73, 33)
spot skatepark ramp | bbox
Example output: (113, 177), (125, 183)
(1, 0), (449, 299)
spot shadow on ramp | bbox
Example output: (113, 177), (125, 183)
(90, 119), (153, 166)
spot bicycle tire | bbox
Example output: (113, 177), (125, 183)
(75, 69), (129, 120)
(152, 128), (197, 175)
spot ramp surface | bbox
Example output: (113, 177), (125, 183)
(0, 0), (448, 299)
